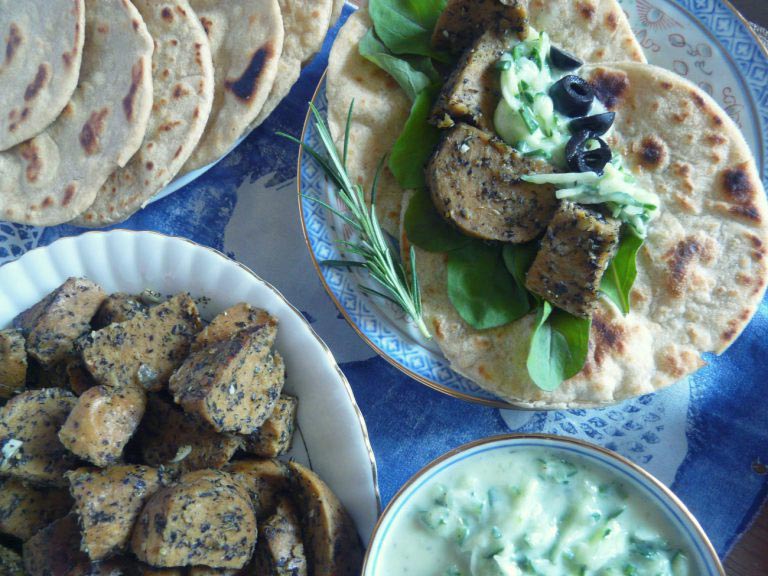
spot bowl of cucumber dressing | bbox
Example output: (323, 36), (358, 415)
(364, 435), (723, 576)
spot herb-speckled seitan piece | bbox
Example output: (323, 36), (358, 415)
(79, 293), (202, 391)
(242, 394), (297, 458)
(0, 388), (79, 485)
(23, 513), (88, 576)
(0, 545), (24, 576)
(131, 469), (257, 569)
(430, 0), (527, 54)
(14, 278), (106, 366)
(223, 459), (291, 520)
(66, 465), (166, 561)
(193, 303), (277, 352)
(58, 384), (147, 467)
(169, 329), (285, 434)
(0, 329), (27, 399)
(288, 462), (363, 576)
(526, 201), (621, 318)
(136, 395), (241, 472)
(0, 478), (73, 540)
(252, 496), (308, 576)
(134, 564), (185, 576)
(65, 358), (97, 396)
(91, 293), (148, 330)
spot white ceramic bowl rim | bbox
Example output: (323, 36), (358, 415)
(364, 434), (724, 575)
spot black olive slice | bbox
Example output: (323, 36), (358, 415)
(550, 75), (595, 117)
(549, 46), (583, 71)
(566, 131), (612, 174)
(569, 112), (616, 136)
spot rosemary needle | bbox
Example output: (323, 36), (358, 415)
(279, 101), (431, 340)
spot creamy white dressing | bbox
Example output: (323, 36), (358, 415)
(373, 448), (691, 576)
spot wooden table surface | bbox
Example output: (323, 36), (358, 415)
(347, 0), (768, 572)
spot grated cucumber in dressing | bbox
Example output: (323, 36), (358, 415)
(375, 449), (690, 576)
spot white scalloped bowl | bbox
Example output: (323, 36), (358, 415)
(0, 230), (380, 542)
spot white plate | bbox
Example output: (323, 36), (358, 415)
(0, 229), (380, 542)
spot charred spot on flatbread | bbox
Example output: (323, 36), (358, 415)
(636, 135), (667, 171)
(63, 184), (76, 206)
(225, 46), (274, 103)
(576, 1), (596, 20)
(5, 23), (22, 64)
(591, 312), (625, 366)
(720, 164), (762, 223)
(19, 141), (42, 183)
(588, 68), (629, 110)
(79, 108), (110, 155)
(123, 60), (145, 121)
(24, 64), (50, 101)
(663, 235), (715, 298)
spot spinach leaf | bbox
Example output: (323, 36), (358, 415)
(447, 241), (531, 329)
(369, 0), (449, 59)
(359, 30), (440, 101)
(405, 189), (469, 252)
(502, 242), (539, 292)
(389, 88), (440, 188)
(601, 228), (643, 315)
(526, 303), (591, 391)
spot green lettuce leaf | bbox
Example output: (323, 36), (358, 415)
(447, 241), (531, 330)
(404, 189), (469, 252)
(369, 0), (449, 59)
(601, 228), (643, 315)
(389, 87), (440, 188)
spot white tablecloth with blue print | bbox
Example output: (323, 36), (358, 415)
(1, 4), (767, 559)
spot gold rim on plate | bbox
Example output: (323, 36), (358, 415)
(0, 229), (382, 519)
(361, 433), (726, 575)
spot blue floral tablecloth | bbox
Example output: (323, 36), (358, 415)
(2, 3), (767, 559)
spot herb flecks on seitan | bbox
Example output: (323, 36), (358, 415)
(428, 122), (558, 243)
(526, 202), (621, 318)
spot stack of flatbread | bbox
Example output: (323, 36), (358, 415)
(0, 0), (344, 227)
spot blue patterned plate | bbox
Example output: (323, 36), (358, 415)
(299, 0), (768, 407)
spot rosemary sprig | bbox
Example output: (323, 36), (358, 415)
(279, 101), (431, 340)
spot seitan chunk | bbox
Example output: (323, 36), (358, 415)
(431, 0), (527, 54)
(169, 330), (285, 434)
(62, 556), (135, 575)
(193, 303), (277, 351)
(430, 30), (509, 132)
(79, 293), (202, 392)
(288, 462), (363, 576)
(0, 388), (79, 485)
(0, 545), (24, 576)
(526, 201), (621, 318)
(66, 465), (165, 561)
(135, 395), (241, 472)
(0, 329), (27, 398)
(242, 394), (298, 458)
(25, 357), (71, 390)
(253, 496), (308, 576)
(224, 459), (291, 519)
(23, 514), (88, 576)
(91, 293), (148, 330)
(131, 469), (257, 569)
(0, 478), (73, 540)
(58, 384), (147, 467)
(427, 123), (558, 242)
(14, 278), (106, 366)
(66, 359), (97, 396)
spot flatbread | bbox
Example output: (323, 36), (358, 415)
(411, 63), (768, 408)
(74, 0), (215, 227)
(326, 0), (645, 238)
(330, 0), (346, 28)
(528, 0), (646, 64)
(182, 0), (284, 173)
(327, 7), (768, 407)
(0, 0), (154, 226)
(0, 0), (85, 151)
(250, 0), (334, 129)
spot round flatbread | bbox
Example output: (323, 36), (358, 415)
(0, 0), (154, 226)
(250, 0), (334, 129)
(327, 7), (768, 407)
(182, 0), (284, 173)
(74, 0), (215, 227)
(410, 63), (768, 408)
(0, 0), (85, 151)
